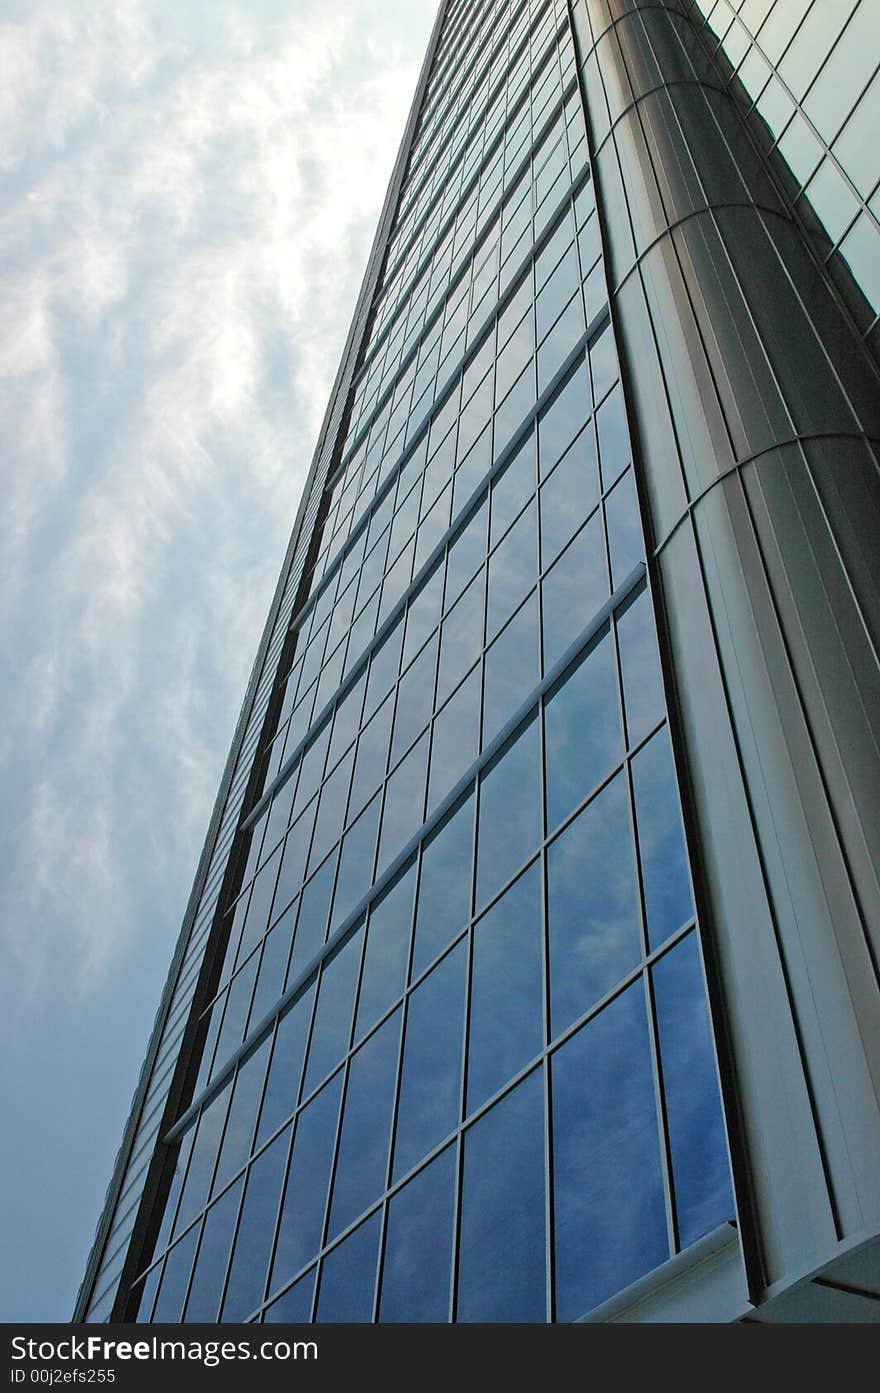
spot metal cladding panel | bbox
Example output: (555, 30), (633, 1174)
(572, 0), (880, 1299)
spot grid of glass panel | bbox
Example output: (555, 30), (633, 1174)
(127, 0), (734, 1324)
(691, 0), (880, 348)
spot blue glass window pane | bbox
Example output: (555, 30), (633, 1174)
(290, 852), (337, 974)
(390, 635), (437, 764)
(486, 499), (537, 642)
(174, 1083), (231, 1233)
(538, 292), (585, 394)
(547, 775), (642, 1037)
(380, 1147), (455, 1322)
(365, 616), (404, 720)
(457, 1069), (546, 1322)
(589, 325), (618, 410)
(653, 933), (733, 1248)
(412, 792), (473, 977)
(378, 730), (428, 872)
(552, 982), (667, 1320)
(250, 915), (293, 1025)
(538, 357), (590, 479)
(402, 563), (444, 669)
(303, 932), (362, 1096)
(272, 802), (316, 922)
(428, 664), (480, 812)
(213, 1037), (270, 1194)
(631, 728), (693, 948)
(616, 582), (664, 747)
(307, 749), (355, 877)
(271, 1072), (343, 1288)
(437, 569), (484, 706)
(467, 863), (543, 1112)
(183, 1178), (242, 1322)
(494, 363), (535, 461)
(316, 1212), (381, 1323)
(263, 1270), (315, 1322)
(326, 669), (367, 772)
(330, 791), (381, 932)
(482, 593), (539, 748)
(544, 626), (621, 832)
(212, 955), (260, 1067)
(595, 383), (630, 486)
(356, 862), (416, 1039)
(453, 423), (491, 516)
(393, 941), (466, 1181)
(238, 846), (282, 961)
(489, 432), (537, 548)
(445, 500), (487, 610)
(605, 467), (643, 587)
(293, 721), (332, 816)
(221, 1124), (291, 1320)
(256, 984), (315, 1147)
(539, 425), (599, 569)
(328, 1009), (401, 1238)
(495, 308), (534, 405)
(348, 693), (393, 820)
(541, 514), (607, 672)
(152, 1227), (198, 1324)
(476, 713), (540, 910)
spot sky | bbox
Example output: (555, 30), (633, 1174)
(0, 0), (437, 1323)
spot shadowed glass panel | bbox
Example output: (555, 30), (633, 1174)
(315, 1212), (381, 1323)
(328, 1009), (401, 1239)
(270, 1072), (343, 1290)
(221, 1124), (291, 1320)
(183, 1178), (242, 1322)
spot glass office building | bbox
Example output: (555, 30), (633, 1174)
(76, 0), (880, 1324)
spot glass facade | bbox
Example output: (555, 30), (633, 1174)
(690, 0), (880, 355)
(80, 0), (742, 1324)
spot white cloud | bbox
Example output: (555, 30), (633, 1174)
(0, 0), (437, 1006)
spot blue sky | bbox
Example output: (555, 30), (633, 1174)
(0, 0), (437, 1322)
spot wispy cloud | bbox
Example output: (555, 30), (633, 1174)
(0, 0), (436, 1005)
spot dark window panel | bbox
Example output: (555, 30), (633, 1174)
(256, 983), (315, 1148)
(552, 982), (667, 1320)
(270, 1072), (343, 1292)
(182, 1178), (243, 1323)
(290, 852), (337, 976)
(393, 940), (467, 1181)
(653, 932), (734, 1248)
(302, 932), (363, 1098)
(263, 1269), (315, 1322)
(631, 727), (694, 949)
(355, 860), (417, 1040)
(457, 1068), (546, 1322)
(467, 862), (543, 1112)
(221, 1123), (292, 1321)
(379, 1146), (456, 1322)
(173, 1082), (232, 1235)
(315, 1212), (382, 1323)
(544, 625), (621, 833)
(213, 1037), (271, 1196)
(547, 773), (642, 1037)
(330, 791), (381, 933)
(328, 1009), (402, 1239)
(151, 1226), (199, 1324)
(412, 790), (474, 977)
(476, 712), (541, 910)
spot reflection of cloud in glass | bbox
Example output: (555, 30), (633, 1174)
(476, 712), (540, 909)
(380, 1146), (455, 1322)
(544, 624), (620, 832)
(393, 940), (466, 1181)
(631, 727), (693, 948)
(552, 982), (667, 1320)
(547, 772), (641, 1037)
(412, 792), (473, 976)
